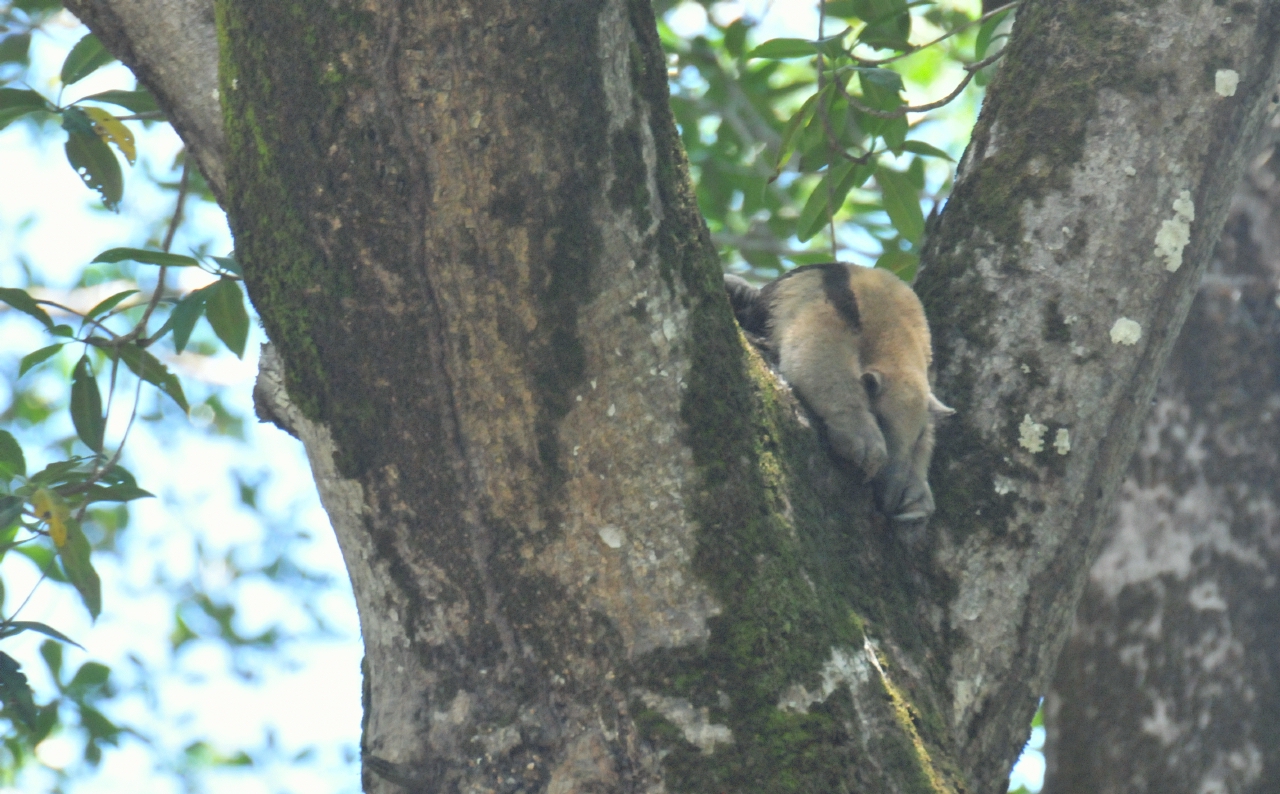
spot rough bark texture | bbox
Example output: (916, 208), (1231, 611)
(68, 0), (1280, 791)
(913, 3), (1280, 789)
(1043, 132), (1280, 794)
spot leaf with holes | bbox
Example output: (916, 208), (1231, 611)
(70, 356), (105, 453)
(82, 106), (136, 165)
(64, 127), (123, 211)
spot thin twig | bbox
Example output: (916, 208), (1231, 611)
(74, 374), (145, 522)
(129, 155), (191, 343)
(838, 47), (1007, 119)
(854, 2), (1018, 67)
(32, 295), (120, 335)
(2, 573), (49, 626)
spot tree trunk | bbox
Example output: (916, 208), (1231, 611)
(69, 0), (1280, 791)
(1043, 133), (1280, 794)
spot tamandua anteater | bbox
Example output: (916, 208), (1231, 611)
(724, 263), (953, 520)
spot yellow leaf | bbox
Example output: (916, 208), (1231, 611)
(82, 106), (136, 165)
(31, 487), (69, 547)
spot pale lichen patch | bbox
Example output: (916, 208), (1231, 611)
(1019, 414), (1048, 453)
(1215, 69), (1239, 97)
(1054, 428), (1071, 455)
(1110, 317), (1142, 345)
(776, 647), (871, 713)
(1154, 190), (1195, 271)
(635, 691), (733, 753)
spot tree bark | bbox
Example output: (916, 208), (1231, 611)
(1043, 133), (1280, 794)
(68, 0), (1280, 791)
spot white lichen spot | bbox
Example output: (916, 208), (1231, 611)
(607, 403), (617, 417)
(1071, 343), (1087, 357)
(590, 379), (597, 390)
(1019, 414), (1048, 453)
(662, 317), (678, 341)
(1020, 363), (1031, 374)
(1124, 165), (1137, 176)
(1110, 317), (1142, 345)
(993, 475), (1016, 496)
(598, 526), (624, 549)
(1054, 428), (1071, 455)
(636, 692), (733, 753)
(1215, 69), (1239, 97)
(777, 646), (872, 713)
(1154, 190), (1195, 271)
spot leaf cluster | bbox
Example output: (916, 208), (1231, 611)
(663, 0), (1012, 280)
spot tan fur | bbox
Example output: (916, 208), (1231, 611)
(748, 264), (950, 520)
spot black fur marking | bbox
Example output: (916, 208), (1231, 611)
(758, 263), (861, 331)
(818, 263), (861, 331)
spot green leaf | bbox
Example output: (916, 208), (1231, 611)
(0, 287), (55, 329)
(976, 7), (1013, 60)
(0, 32), (33, 67)
(797, 161), (872, 242)
(65, 128), (124, 211)
(165, 291), (208, 353)
(875, 249), (919, 281)
(60, 33), (116, 87)
(209, 255), (242, 276)
(724, 19), (748, 58)
(876, 165), (925, 244)
(0, 622), (84, 649)
(0, 87), (49, 131)
(29, 459), (88, 487)
(78, 89), (159, 115)
(0, 430), (25, 479)
(51, 324), (75, 338)
(748, 38), (817, 59)
(14, 0), (64, 10)
(66, 661), (110, 697)
(0, 652), (37, 730)
(39, 638), (62, 680)
(19, 343), (64, 377)
(85, 289), (139, 321)
(0, 496), (22, 529)
(58, 517), (101, 620)
(70, 356), (105, 454)
(902, 139), (954, 161)
(203, 278), (250, 358)
(854, 0), (912, 50)
(858, 67), (904, 111)
(773, 85), (831, 176)
(92, 248), (200, 268)
(114, 343), (190, 413)
(85, 482), (154, 504)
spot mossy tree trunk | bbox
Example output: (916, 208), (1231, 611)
(69, 0), (1280, 791)
(1042, 133), (1280, 794)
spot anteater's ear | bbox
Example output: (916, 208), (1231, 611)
(861, 370), (883, 400)
(928, 392), (955, 417)
(723, 273), (769, 336)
